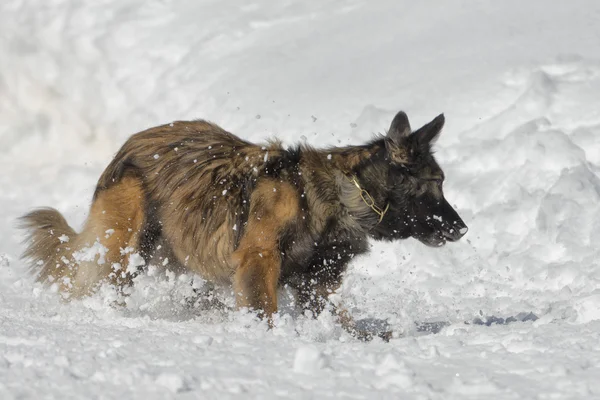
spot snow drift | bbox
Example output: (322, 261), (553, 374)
(1, 0), (600, 398)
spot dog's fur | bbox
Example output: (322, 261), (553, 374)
(20, 111), (467, 339)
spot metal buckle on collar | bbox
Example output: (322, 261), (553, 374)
(347, 176), (389, 224)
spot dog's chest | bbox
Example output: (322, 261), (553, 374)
(279, 220), (369, 285)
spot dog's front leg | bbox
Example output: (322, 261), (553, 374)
(233, 248), (280, 324)
(333, 306), (393, 342)
(296, 280), (392, 341)
(231, 179), (299, 326)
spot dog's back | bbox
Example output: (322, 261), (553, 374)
(21, 120), (292, 295)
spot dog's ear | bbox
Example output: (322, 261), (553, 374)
(414, 113), (445, 146)
(386, 111), (411, 144)
(385, 111), (412, 164)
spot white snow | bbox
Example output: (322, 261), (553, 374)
(293, 344), (329, 373)
(373, 354), (414, 390)
(126, 253), (145, 274)
(1, 0), (600, 398)
(73, 241), (109, 265)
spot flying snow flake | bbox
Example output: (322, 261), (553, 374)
(222, 189), (227, 195)
(327, 154), (332, 160)
(232, 224), (237, 231)
(120, 246), (134, 255)
(73, 241), (109, 265)
(264, 151), (269, 162)
(153, 154), (160, 159)
(126, 253), (145, 274)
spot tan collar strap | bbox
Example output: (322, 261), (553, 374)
(347, 175), (390, 224)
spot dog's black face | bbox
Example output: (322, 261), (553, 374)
(371, 111), (467, 247)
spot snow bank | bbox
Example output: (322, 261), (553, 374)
(1, 0), (600, 398)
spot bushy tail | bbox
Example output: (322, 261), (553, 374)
(19, 208), (78, 289)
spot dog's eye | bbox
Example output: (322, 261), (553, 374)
(424, 177), (443, 185)
(393, 164), (412, 175)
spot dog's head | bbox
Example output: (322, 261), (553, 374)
(371, 111), (468, 247)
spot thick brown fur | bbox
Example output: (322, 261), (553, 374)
(20, 112), (467, 339)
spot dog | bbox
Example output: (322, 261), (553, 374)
(20, 111), (467, 340)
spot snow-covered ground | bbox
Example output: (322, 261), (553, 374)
(2, 0), (600, 398)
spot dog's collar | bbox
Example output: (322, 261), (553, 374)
(347, 175), (390, 224)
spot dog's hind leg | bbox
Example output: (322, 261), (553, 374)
(69, 176), (146, 298)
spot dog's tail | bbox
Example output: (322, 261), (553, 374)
(19, 208), (79, 290)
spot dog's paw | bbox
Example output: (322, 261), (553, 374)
(415, 321), (450, 334)
(351, 318), (393, 342)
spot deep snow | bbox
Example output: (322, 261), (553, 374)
(1, 0), (600, 398)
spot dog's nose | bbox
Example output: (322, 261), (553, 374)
(451, 220), (468, 240)
(444, 220), (467, 241)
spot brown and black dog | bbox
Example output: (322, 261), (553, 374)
(20, 111), (467, 340)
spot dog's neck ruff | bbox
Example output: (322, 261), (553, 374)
(347, 175), (390, 224)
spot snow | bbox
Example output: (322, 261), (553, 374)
(1, 0), (600, 398)
(292, 344), (329, 374)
